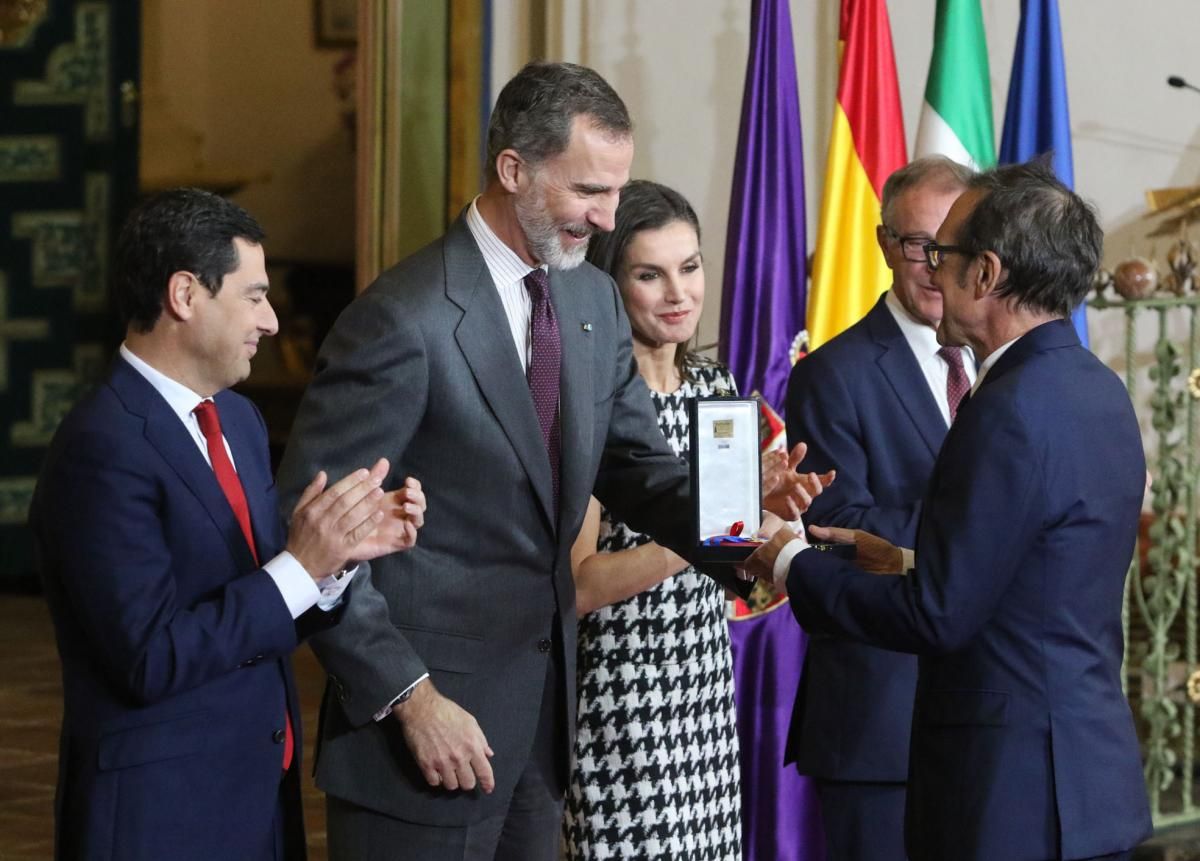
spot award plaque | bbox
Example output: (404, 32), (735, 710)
(688, 396), (763, 563)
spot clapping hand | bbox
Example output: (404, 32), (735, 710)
(349, 462), (426, 561)
(287, 464), (387, 580)
(762, 442), (836, 521)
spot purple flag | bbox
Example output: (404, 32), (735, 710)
(719, 0), (808, 412)
(729, 604), (825, 861)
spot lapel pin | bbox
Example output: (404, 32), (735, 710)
(581, 322), (593, 332)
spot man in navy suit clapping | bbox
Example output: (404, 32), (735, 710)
(32, 188), (426, 860)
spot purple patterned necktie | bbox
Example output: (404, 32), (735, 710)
(524, 268), (561, 509)
(938, 345), (970, 422)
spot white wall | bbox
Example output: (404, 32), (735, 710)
(491, 0), (1200, 377)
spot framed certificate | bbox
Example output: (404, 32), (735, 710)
(688, 397), (763, 563)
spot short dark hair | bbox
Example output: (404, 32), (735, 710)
(114, 188), (265, 332)
(486, 61), (632, 180)
(954, 158), (1101, 317)
(586, 180), (702, 376)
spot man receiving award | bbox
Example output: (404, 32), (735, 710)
(743, 161), (1151, 861)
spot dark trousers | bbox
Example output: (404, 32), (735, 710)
(274, 766), (306, 860)
(327, 650), (566, 861)
(815, 778), (908, 861)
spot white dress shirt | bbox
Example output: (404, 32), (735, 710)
(465, 197), (548, 372)
(884, 291), (977, 427)
(119, 344), (351, 617)
(970, 336), (1020, 396)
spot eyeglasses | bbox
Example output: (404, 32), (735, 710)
(922, 241), (971, 271)
(882, 226), (935, 264)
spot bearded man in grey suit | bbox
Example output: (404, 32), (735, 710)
(278, 61), (786, 860)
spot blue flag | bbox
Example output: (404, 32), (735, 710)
(999, 0), (1088, 346)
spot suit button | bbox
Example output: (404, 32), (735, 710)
(272, 729), (286, 744)
(537, 638), (551, 653)
(331, 675), (349, 703)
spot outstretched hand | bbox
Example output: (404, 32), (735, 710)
(740, 521), (804, 592)
(808, 525), (905, 575)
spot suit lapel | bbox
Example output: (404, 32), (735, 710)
(551, 267), (594, 534)
(109, 357), (259, 571)
(444, 218), (557, 531)
(867, 297), (947, 459)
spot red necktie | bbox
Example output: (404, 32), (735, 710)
(523, 269), (561, 511)
(193, 399), (294, 772)
(938, 346), (970, 422)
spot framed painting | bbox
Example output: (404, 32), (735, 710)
(316, 0), (356, 48)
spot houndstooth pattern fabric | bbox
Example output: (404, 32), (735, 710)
(564, 359), (742, 861)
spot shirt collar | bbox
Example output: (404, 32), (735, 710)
(465, 196), (545, 287)
(971, 336), (1021, 395)
(884, 290), (976, 375)
(119, 343), (212, 425)
(884, 290), (943, 365)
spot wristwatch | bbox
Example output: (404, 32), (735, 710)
(394, 685), (418, 706)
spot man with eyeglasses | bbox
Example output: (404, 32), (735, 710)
(752, 160), (1151, 861)
(781, 155), (974, 861)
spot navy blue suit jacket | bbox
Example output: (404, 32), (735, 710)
(785, 293), (946, 781)
(32, 356), (321, 860)
(787, 320), (1152, 860)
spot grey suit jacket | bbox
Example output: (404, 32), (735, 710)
(277, 215), (702, 826)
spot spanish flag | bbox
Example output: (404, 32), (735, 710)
(807, 0), (907, 351)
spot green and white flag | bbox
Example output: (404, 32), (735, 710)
(914, 0), (996, 169)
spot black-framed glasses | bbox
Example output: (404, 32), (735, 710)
(882, 226), (935, 263)
(923, 242), (971, 271)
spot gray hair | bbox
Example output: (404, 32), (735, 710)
(486, 61), (632, 180)
(881, 155), (976, 227)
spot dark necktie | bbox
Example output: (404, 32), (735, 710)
(523, 268), (561, 510)
(193, 399), (294, 772)
(938, 346), (970, 422)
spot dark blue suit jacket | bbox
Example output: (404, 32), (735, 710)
(787, 320), (1152, 860)
(784, 293), (946, 782)
(32, 356), (318, 860)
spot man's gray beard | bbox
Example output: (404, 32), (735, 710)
(514, 188), (590, 270)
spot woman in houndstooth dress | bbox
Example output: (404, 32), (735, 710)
(562, 181), (741, 860)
